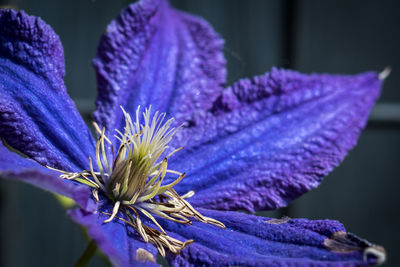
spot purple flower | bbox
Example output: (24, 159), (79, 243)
(0, 0), (387, 266)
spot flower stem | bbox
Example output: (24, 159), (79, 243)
(74, 240), (97, 267)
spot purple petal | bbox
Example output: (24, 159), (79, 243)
(93, 0), (226, 138)
(0, 143), (94, 211)
(69, 205), (158, 267)
(0, 9), (95, 171)
(163, 209), (385, 266)
(169, 68), (381, 212)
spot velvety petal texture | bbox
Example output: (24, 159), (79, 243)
(170, 68), (382, 212)
(93, 0), (226, 138)
(163, 209), (385, 266)
(0, 9), (95, 171)
(70, 204), (158, 267)
(72, 203), (384, 267)
(0, 143), (94, 210)
(0, 3), (386, 267)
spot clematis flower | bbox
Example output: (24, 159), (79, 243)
(0, 0), (388, 266)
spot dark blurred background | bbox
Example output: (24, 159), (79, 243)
(0, 0), (399, 266)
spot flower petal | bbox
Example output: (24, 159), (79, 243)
(163, 209), (385, 266)
(0, 143), (94, 211)
(93, 0), (226, 137)
(0, 9), (95, 171)
(170, 68), (381, 212)
(69, 207), (158, 267)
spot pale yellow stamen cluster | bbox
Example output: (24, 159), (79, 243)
(108, 107), (183, 203)
(48, 106), (224, 256)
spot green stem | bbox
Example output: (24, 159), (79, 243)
(74, 240), (97, 267)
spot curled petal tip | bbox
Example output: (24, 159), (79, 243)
(379, 66), (391, 80)
(323, 231), (386, 266)
(363, 246), (386, 266)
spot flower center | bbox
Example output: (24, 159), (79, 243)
(106, 107), (183, 204)
(48, 106), (224, 257)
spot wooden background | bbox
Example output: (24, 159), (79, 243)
(0, 0), (399, 266)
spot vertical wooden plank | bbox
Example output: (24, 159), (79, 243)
(294, 0), (400, 102)
(290, 130), (400, 267)
(293, 1), (400, 266)
(171, 0), (283, 84)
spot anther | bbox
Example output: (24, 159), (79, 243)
(104, 201), (120, 223)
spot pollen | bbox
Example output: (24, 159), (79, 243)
(48, 106), (225, 257)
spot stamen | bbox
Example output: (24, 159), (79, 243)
(134, 206), (167, 235)
(104, 200), (121, 223)
(99, 127), (111, 175)
(88, 157), (104, 190)
(181, 190), (195, 199)
(157, 172), (186, 195)
(92, 188), (99, 202)
(92, 121), (113, 146)
(95, 133), (106, 181)
(47, 106), (225, 256)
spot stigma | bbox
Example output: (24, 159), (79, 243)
(48, 106), (225, 256)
